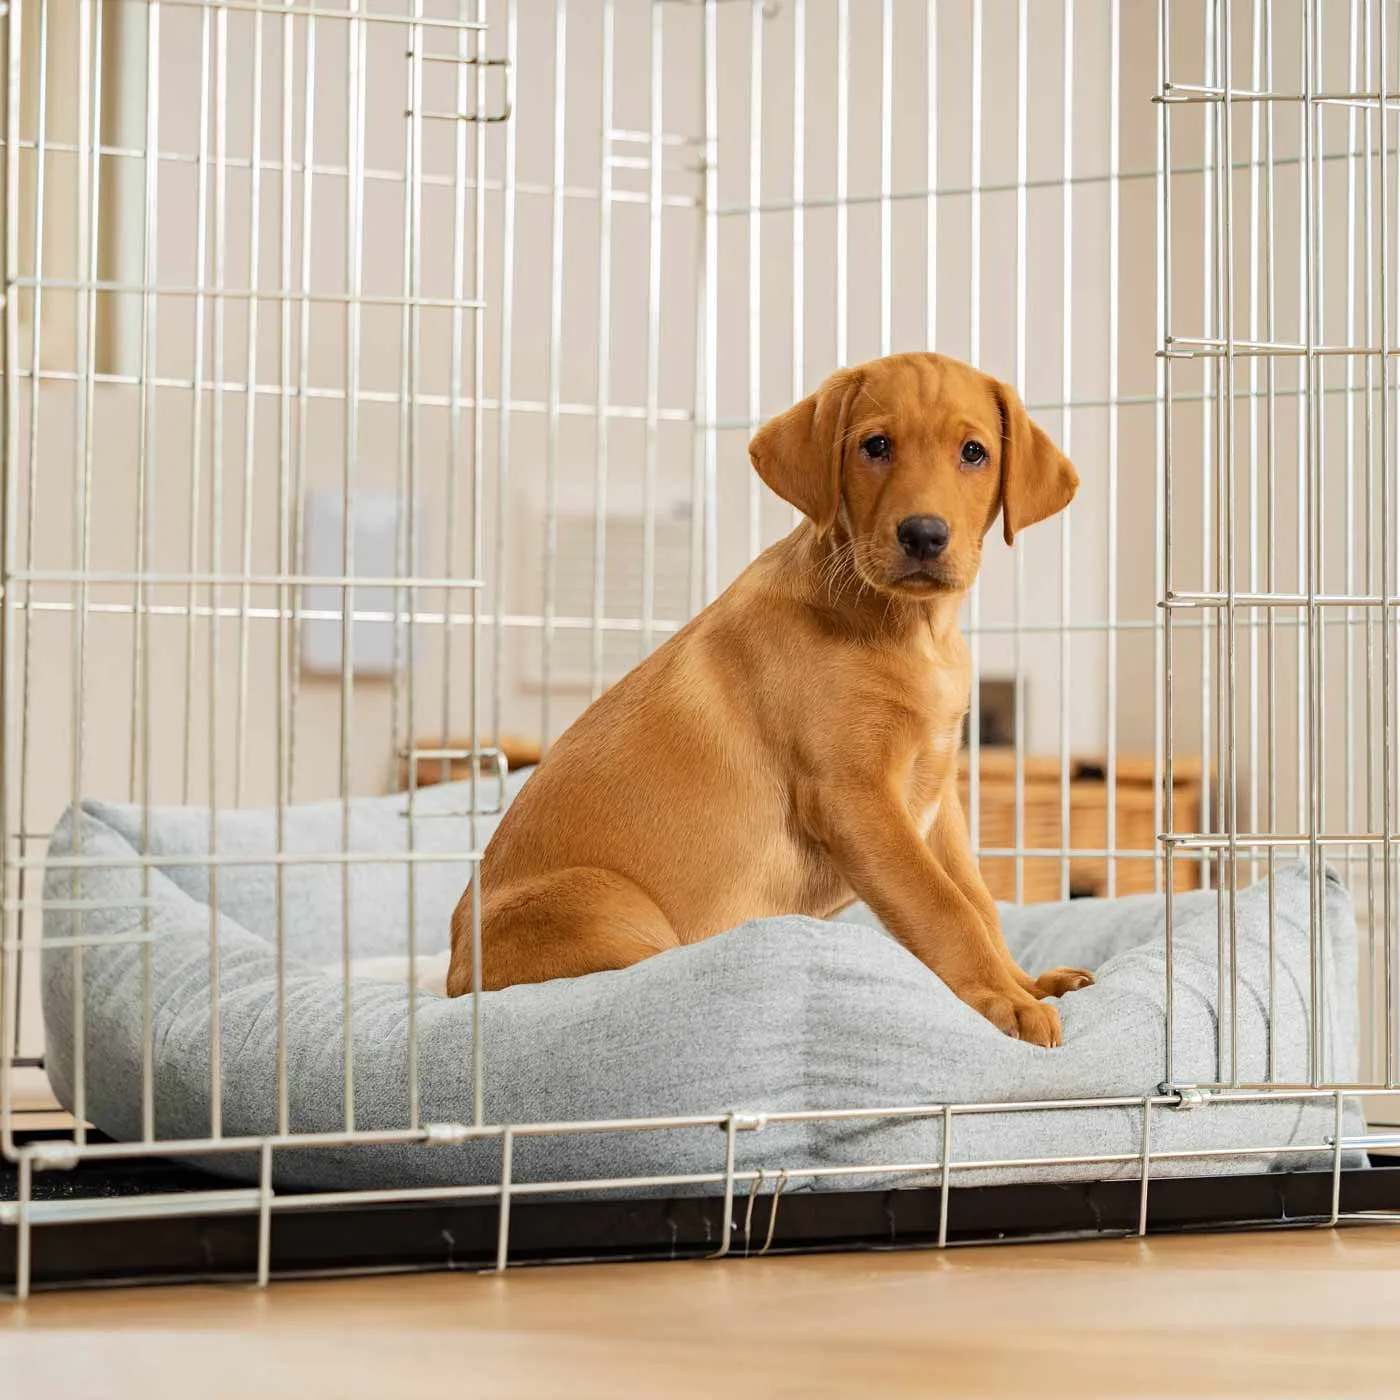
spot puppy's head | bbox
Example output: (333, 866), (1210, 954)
(748, 352), (1078, 596)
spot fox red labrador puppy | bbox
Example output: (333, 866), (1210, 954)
(450, 352), (1089, 1045)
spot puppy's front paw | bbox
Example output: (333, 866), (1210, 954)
(967, 988), (1063, 1048)
(1034, 966), (1094, 999)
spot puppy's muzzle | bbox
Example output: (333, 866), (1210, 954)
(896, 514), (950, 563)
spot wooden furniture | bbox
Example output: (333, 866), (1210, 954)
(397, 736), (543, 792)
(958, 750), (1205, 902)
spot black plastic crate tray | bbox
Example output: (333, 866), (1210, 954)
(3, 1130), (1398, 1291)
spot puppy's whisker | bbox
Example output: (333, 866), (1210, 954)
(855, 383), (889, 416)
(879, 588), (898, 634)
(829, 554), (857, 605)
(816, 538), (860, 605)
(834, 540), (856, 596)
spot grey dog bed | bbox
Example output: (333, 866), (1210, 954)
(42, 772), (1363, 1194)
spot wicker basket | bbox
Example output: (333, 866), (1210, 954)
(958, 751), (1204, 903)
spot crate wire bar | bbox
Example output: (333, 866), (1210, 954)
(0, 0), (1397, 1296)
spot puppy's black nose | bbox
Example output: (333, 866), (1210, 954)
(896, 515), (950, 562)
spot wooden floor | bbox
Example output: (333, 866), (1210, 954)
(3, 1227), (1400, 1398)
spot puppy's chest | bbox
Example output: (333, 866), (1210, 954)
(907, 729), (960, 838)
(903, 654), (969, 839)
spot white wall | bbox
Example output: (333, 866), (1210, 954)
(10, 0), (1166, 807)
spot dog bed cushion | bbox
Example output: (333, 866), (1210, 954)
(42, 773), (1363, 1194)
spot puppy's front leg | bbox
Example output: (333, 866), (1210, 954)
(804, 784), (1062, 1046)
(929, 788), (1094, 1002)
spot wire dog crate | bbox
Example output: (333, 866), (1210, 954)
(1, 0), (1399, 1295)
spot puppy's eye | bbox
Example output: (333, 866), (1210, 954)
(961, 440), (988, 467)
(860, 434), (892, 462)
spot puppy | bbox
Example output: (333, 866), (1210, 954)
(448, 352), (1091, 1045)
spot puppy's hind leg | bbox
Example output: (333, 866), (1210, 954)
(447, 866), (681, 995)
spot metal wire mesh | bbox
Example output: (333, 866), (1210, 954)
(0, 0), (1396, 1296)
(1159, 0), (1400, 1097)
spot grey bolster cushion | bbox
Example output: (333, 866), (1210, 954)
(42, 772), (1365, 1194)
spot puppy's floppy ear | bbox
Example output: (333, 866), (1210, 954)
(993, 378), (1080, 546)
(748, 370), (863, 537)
